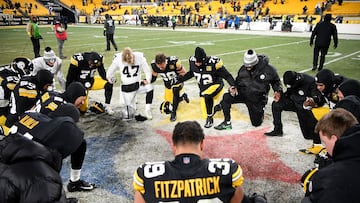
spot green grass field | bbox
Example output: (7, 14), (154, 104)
(0, 24), (359, 81)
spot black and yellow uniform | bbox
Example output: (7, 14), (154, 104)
(5, 69), (53, 129)
(9, 111), (84, 158)
(180, 47), (235, 128)
(133, 154), (243, 203)
(0, 65), (21, 125)
(66, 52), (113, 112)
(151, 56), (188, 117)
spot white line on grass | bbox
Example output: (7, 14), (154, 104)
(299, 50), (360, 73)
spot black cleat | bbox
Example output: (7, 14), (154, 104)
(264, 130), (283, 137)
(182, 93), (190, 103)
(204, 116), (213, 128)
(170, 112), (177, 122)
(311, 66), (317, 71)
(214, 121), (232, 130)
(67, 179), (96, 192)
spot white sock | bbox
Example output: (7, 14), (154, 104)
(70, 169), (81, 182)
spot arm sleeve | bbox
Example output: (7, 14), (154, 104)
(97, 65), (107, 80)
(65, 64), (79, 88)
(218, 67), (236, 86)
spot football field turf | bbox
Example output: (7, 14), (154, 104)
(0, 24), (359, 81)
(1, 24), (360, 202)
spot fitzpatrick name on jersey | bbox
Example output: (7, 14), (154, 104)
(153, 176), (221, 199)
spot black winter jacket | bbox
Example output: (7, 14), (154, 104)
(236, 55), (282, 103)
(0, 133), (67, 203)
(284, 73), (325, 109)
(305, 124), (360, 203)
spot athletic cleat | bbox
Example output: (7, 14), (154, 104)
(67, 179), (96, 192)
(182, 93), (190, 103)
(170, 112), (177, 122)
(204, 116), (213, 128)
(311, 66), (317, 71)
(264, 130), (283, 137)
(214, 121), (232, 130)
(66, 197), (79, 203)
(105, 105), (114, 115)
(145, 109), (152, 120)
(299, 145), (324, 155)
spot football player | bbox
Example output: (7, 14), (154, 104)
(0, 57), (33, 128)
(8, 103), (96, 193)
(32, 47), (66, 91)
(178, 47), (236, 128)
(133, 121), (263, 203)
(150, 53), (189, 122)
(107, 47), (153, 120)
(5, 69), (53, 132)
(66, 51), (113, 114)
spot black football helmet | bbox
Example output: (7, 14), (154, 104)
(11, 57), (33, 76)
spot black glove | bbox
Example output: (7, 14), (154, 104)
(103, 30), (106, 36)
(309, 41), (313, 46)
(39, 35), (43, 40)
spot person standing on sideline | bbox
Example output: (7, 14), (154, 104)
(104, 14), (118, 51)
(53, 16), (67, 59)
(301, 108), (360, 203)
(26, 15), (42, 58)
(214, 49), (282, 130)
(178, 47), (236, 128)
(310, 13), (338, 71)
(133, 120), (266, 203)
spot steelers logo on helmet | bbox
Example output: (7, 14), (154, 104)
(160, 101), (173, 114)
(12, 57), (33, 76)
(89, 52), (103, 67)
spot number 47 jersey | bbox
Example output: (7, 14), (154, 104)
(133, 154), (244, 203)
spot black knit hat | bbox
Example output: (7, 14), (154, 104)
(315, 69), (334, 92)
(335, 95), (360, 122)
(338, 79), (360, 98)
(36, 69), (53, 90)
(64, 82), (86, 104)
(195, 47), (206, 63)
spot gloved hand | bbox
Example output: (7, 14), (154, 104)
(309, 41), (313, 46)
(103, 30), (106, 36)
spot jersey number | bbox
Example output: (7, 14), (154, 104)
(123, 65), (140, 78)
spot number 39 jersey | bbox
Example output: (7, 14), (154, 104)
(133, 154), (244, 203)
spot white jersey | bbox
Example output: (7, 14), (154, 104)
(31, 57), (66, 90)
(106, 52), (152, 85)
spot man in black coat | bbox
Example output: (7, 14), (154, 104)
(214, 49), (282, 130)
(310, 13), (338, 71)
(301, 108), (360, 203)
(265, 71), (325, 155)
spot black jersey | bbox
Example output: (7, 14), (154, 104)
(185, 56), (235, 93)
(32, 91), (66, 115)
(151, 56), (182, 89)
(66, 52), (106, 89)
(10, 112), (83, 158)
(0, 65), (21, 108)
(133, 154), (243, 203)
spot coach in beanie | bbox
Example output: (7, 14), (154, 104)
(338, 79), (360, 99)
